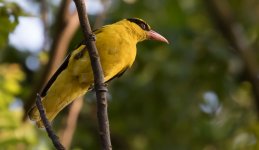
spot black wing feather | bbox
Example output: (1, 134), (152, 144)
(40, 54), (71, 97)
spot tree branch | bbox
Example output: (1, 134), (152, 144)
(73, 0), (112, 149)
(35, 94), (65, 150)
(60, 2), (109, 147)
(204, 0), (259, 116)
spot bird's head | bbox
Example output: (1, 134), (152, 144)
(125, 18), (169, 44)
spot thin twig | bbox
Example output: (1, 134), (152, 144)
(35, 93), (65, 150)
(73, 0), (112, 149)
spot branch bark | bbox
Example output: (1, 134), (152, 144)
(59, 2), (109, 147)
(73, 0), (112, 149)
(36, 94), (65, 150)
(204, 0), (259, 116)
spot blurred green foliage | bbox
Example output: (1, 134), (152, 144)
(1, 0), (259, 149)
(0, 64), (39, 149)
(0, 0), (24, 49)
(0, 64), (24, 107)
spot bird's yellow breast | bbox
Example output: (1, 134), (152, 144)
(70, 23), (137, 84)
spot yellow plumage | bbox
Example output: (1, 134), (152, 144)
(28, 18), (168, 127)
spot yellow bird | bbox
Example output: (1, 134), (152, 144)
(28, 18), (168, 127)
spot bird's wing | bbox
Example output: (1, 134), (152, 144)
(40, 54), (71, 97)
(105, 67), (129, 83)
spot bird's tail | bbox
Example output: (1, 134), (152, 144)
(28, 104), (46, 128)
(28, 105), (61, 128)
(28, 87), (88, 128)
(27, 97), (69, 128)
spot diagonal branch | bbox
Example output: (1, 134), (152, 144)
(204, 0), (259, 116)
(35, 94), (65, 150)
(59, 1), (110, 147)
(73, 0), (112, 149)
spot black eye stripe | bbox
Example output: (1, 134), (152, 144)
(127, 18), (150, 31)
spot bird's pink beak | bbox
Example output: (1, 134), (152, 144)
(147, 30), (169, 44)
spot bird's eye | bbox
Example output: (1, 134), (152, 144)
(140, 23), (146, 30)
